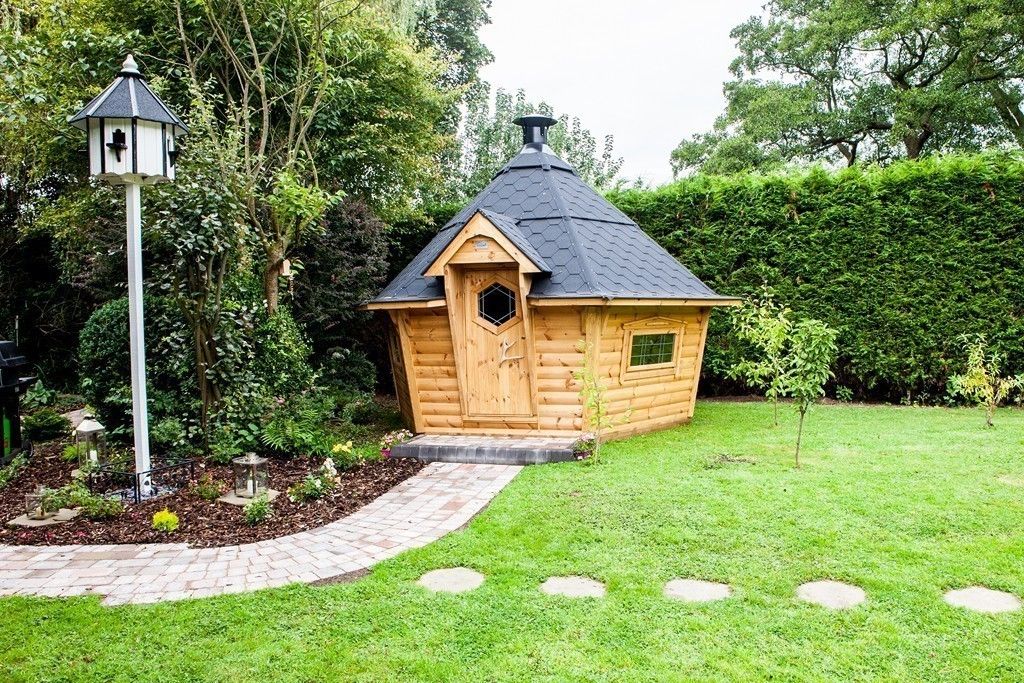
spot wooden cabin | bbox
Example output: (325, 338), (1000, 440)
(366, 115), (738, 440)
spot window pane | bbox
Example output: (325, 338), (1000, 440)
(629, 333), (676, 367)
(478, 283), (516, 326)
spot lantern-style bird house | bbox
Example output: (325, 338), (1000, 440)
(75, 416), (107, 467)
(68, 55), (188, 185)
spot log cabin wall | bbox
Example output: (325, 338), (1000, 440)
(393, 303), (708, 438)
(597, 306), (710, 439)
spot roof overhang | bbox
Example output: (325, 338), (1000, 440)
(363, 295), (741, 311)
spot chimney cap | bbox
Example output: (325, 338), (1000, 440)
(513, 113), (559, 147)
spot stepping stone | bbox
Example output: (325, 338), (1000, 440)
(797, 580), (866, 609)
(997, 475), (1024, 487)
(663, 579), (732, 603)
(7, 508), (80, 528)
(216, 489), (280, 507)
(944, 586), (1022, 614)
(417, 567), (484, 593)
(540, 576), (605, 598)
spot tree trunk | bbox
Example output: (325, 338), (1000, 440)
(986, 402), (995, 428)
(263, 246), (284, 315)
(794, 405), (806, 468)
(773, 399), (780, 428)
(990, 84), (1024, 148)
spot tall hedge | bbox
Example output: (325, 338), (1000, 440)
(608, 153), (1024, 401)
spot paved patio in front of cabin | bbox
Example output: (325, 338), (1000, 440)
(0, 462), (520, 606)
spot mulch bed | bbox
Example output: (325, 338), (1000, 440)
(0, 440), (425, 548)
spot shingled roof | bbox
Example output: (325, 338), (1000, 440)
(370, 117), (732, 305)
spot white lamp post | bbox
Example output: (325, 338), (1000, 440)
(69, 55), (188, 495)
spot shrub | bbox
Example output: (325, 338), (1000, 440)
(192, 473), (224, 502)
(152, 508), (180, 533)
(330, 440), (358, 469)
(948, 334), (1023, 427)
(287, 460), (339, 504)
(0, 454), (27, 490)
(379, 429), (413, 459)
(41, 481), (124, 519)
(78, 297), (190, 430)
(150, 417), (188, 456)
(261, 391), (334, 457)
(254, 311), (314, 396)
(571, 433), (597, 461)
(341, 393), (385, 425)
(22, 409), (71, 442)
(604, 154), (1024, 402)
(22, 381), (57, 410)
(243, 495), (272, 526)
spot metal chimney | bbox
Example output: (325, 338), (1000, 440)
(514, 114), (559, 147)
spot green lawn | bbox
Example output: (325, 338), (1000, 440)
(3, 401), (1024, 682)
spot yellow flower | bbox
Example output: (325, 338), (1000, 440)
(332, 440), (353, 454)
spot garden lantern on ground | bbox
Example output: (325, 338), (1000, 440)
(68, 55), (187, 495)
(232, 454), (269, 499)
(25, 486), (52, 520)
(75, 416), (107, 467)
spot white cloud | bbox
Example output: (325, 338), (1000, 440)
(478, 0), (764, 185)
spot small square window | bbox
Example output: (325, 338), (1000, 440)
(629, 333), (675, 367)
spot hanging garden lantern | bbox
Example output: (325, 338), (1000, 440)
(68, 55), (188, 495)
(232, 453), (269, 499)
(75, 415), (107, 467)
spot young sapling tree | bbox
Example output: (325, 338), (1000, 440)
(780, 318), (837, 468)
(729, 286), (793, 426)
(573, 341), (628, 464)
(948, 334), (1022, 427)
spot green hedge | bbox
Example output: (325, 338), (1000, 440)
(607, 154), (1024, 401)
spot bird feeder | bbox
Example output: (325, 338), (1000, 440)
(75, 416), (107, 467)
(68, 55), (188, 185)
(232, 453), (269, 499)
(68, 55), (188, 496)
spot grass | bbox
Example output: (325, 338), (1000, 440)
(3, 401), (1024, 682)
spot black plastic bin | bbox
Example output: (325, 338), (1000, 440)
(0, 340), (36, 461)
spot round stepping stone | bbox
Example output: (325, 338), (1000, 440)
(997, 475), (1024, 487)
(663, 579), (732, 603)
(944, 586), (1021, 614)
(797, 580), (866, 609)
(417, 567), (484, 593)
(540, 576), (605, 598)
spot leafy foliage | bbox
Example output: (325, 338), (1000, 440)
(779, 319), (838, 467)
(21, 409), (70, 443)
(948, 334), (1022, 427)
(454, 86), (624, 199)
(243, 495), (273, 526)
(286, 459), (339, 504)
(152, 508), (180, 533)
(572, 341), (628, 464)
(191, 473), (225, 502)
(260, 391), (335, 457)
(674, 0), (1024, 174)
(729, 287), (792, 426)
(608, 153), (1024, 402)
(43, 481), (125, 520)
(0, 453), (28, 490)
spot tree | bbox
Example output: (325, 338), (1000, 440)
(729, 287), (793, 426)
(673, 0), (1024, 174)
(457, 85), (623, 198)
(948, 333), (1022, 427)
(781, 319), (838, 468)
(572, 340), (628, 464)
(415, 0), (492, 92)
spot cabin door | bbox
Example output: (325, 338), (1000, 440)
(461, 269), (534, 418)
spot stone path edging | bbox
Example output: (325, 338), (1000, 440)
(0, 462), (521, 606)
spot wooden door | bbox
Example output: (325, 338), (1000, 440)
(461, 269), (534, 418)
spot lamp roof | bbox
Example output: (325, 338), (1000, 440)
(68, 55), (188, 133)
(76, 416), (105, 434)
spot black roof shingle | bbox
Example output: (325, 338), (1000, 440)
(371, 140), (730, 304)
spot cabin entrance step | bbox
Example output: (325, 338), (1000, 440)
(392, 434), (577, 465)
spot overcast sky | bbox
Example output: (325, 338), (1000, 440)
(478, 0), (765, 185)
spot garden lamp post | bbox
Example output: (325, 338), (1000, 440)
(68, 55), (188, 495)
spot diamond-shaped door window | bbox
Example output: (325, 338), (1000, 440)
(478, 283), (517, 327)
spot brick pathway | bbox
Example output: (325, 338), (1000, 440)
(0, 462), (520, 606)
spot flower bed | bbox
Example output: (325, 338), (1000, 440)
(0, 441), (424, 548)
